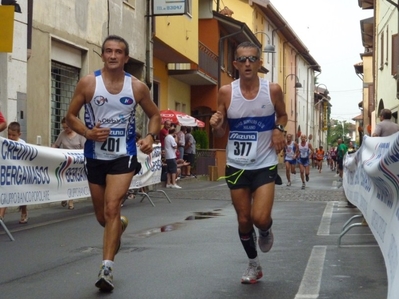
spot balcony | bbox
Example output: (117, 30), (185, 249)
(168, 42), (217, 86)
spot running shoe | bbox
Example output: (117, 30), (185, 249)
(170, 184), (182, 189)
(258, 228), (274, 252)
(286, 181), (291, 186)
(305, 174), (309, 182)
(115, 216), (128, 255)
(166, 184), (173, 188)
(241, 262), (263, 284)
(95, 265), (114, 292)
(301, 183), (305, 190)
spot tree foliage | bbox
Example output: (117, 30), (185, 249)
(327, 119), (351, 147)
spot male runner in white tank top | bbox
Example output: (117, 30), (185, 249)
(210, 41), (287, 284)
(66, 35), (161, 292)
(283, 133), (299, 186)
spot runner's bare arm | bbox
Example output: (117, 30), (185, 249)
(133, 78), (161, 154)
(210, 85), (230, 138)
(270, 83), (287, 151)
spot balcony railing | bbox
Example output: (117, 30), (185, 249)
(198, 42), (218, 80)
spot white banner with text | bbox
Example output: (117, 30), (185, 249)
(0, 137), (162, 207)
(343, 132), (399, 299)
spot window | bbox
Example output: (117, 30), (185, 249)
(391, 34), (398, 77)
(51, 61), (80, 143)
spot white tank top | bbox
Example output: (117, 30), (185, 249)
(226, 78), (277, 169)
(298, 142), (310, 158)
(285, 142), (296, 160)
(84, 70), (137, 160)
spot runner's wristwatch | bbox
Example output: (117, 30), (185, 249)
(274, 124), (284, 132)
(146, 133), (156, 141)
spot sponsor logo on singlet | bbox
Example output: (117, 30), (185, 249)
(120, 97), (134, 105)
(229, 132), (257, 141)
(94, 96), (108, 106)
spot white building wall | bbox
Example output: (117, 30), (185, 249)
(376, 1), (398, 118)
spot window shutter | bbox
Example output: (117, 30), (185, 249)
(391, 34), (399, 77)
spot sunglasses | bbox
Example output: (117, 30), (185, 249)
(235, 56), (259, 63)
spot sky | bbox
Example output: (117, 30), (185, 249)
(271, 0), (373, 122)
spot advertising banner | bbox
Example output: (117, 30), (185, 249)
(343, 132), (399, 299)
(0, 137), (162, 207)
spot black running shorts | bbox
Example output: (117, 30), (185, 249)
(85, 156), (141, 185)
(225, 165), (277, 192)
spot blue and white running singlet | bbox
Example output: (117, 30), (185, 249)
(226, 78), (277, 169)
(84, 70), (137, 160)
(298, 142), (310, 159)
(285, 142), (296, 161)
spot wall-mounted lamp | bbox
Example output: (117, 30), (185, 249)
(284, 74), (302, 94)
(315, 83), (329, 96)
(254, 31), (275, 53)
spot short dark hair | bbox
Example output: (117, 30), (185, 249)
(235, 41), (261, 59)
(380, 109), (392, 120)
(8, 121), (21, 132)
(168, 128), (176, 134)
(101, 35), (129, 56)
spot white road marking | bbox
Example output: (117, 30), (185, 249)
(294, 245), (326, 299)
(317, 201), (336, 236)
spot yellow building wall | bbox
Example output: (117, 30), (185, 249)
(218, 0), (254, 29)
(168, 78), (191, 113)
(153, 57), (169, 111)
(155, 2), (199, 63)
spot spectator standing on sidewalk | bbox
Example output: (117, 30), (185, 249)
(52, 117), (86, 210)
(183, 127), (196, 177)
(66, 35), (161, 292)
(159, 120), (171, 149)
(372, 109), (399, 137)
(0, 122), (28, 223)
(176, 126), (186, 163)
(0, 111), (6, 133)
(210, 41), (287, 284)
(164, 127), (181, 189)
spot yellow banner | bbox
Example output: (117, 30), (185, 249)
(323, 101), (328, 131)
(0, 6), (15, 53)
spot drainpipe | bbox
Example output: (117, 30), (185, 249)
(271, 25), (286, 82)
(144, 0), (153, 135)
(217, 25), (245, 88)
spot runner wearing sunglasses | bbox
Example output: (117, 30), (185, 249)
(210, 41), (287, 284)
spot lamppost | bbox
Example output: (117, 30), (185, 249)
(283, 74), (302, 93)
(254, 31), (275, 53)
(255, 31), (275, 81)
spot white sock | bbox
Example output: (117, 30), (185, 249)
(103, 260), (114, 269)
(249, 257), (259, 265)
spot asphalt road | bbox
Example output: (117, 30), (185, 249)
(0, 166), (387, 299)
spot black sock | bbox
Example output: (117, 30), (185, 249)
(259, 219), (273, 237)
(239, 228), (257, 259)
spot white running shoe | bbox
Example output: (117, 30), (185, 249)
(241, 262), (263, 284)
(170, 184), (182, 189)
(166, 184), (172, 188)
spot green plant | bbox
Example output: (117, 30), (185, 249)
(192, 129), (209, 149)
